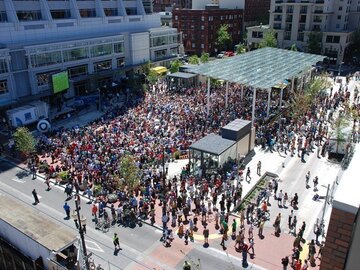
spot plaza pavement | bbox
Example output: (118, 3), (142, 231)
(2, 76), (359, 269)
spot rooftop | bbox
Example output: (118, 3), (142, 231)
(186, 47), (325, 89)
(333, 144), (360, 214)
(222, 119), (251, 132)
(0, 194), (77, 252)
(189, 133), (236, 155)
(167, 72), (197, 79)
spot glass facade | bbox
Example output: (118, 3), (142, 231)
(0, 60), (9, 74)
(17, 11), (42, 21)
(63, 47), (89, 62)
(68, 65), (88, 78)
(0, 80), (8, 95)
(91, 44), (112, 57)
(26, 37), (124, 68)
(30, 52), (62, 67)
(94, 60), (112, 72)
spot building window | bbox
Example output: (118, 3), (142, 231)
(336, 24), (340, 29)
(175, 16), (178, 20)
(91, 44), (112, 57)
(337, 15), (341, 20)
(51, 10), (71, 19)
(68, 65), (88, 78)
(30, 51), (62, 67)
(17, 11), (42, 21)
(170, 47), (177, 55)
(104, 8), (118, 16)
(201, 44), (204, 49)
(63, 48), (89, 62)
(0, 60), (8, 74)
(326, 35), (340, 43)
(284, 31), (291, 40)
(94, 60), (112, 72)
(201, 16), (204, 21)
(0, 80), (8, 95)
(192, 43), (195, 48)
(114, 42), (124, 53)
(125, 8), (137, 15)
(0, 11), (8, 22)
(79, 9), (96, 18)
(116, 58), (125, 68)
(201, 25), (204, 30)
(36, 70), (59, 87)
(339, 6), (343, 11)
(154, 49), (167, 60)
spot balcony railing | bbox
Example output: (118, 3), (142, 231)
(286, 18), (293, 22)
(274, 9), (283, 13)
(274, 25), (282, 29)
(313, 19), (322, 23)
(287, 9), (294, 13)
(315, 0), (324, 4)
(314, 10), (323, 14)
(274, 17), (282, 21)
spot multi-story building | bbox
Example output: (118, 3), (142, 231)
(172, 6), (243, 55)
(0, 0), (179, 115)
(153, 0), (192, 12)
(247, 0), (360, 65)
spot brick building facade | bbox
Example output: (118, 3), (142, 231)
(172, 8), (243, 55)
(244, 0), (270, 26)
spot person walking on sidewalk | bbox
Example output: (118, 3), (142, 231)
(44, 175), (51, 191)
(32, 189), (39, 205)
(203, 226), (209, 245)
(246, 167), (251, 182)
(257, 161), (261, 175)
(63, 202), (71, 219)
(313, 176), (319, 191)
(113, 233), (120, 251)
(277, 190), (284, 207)
(281, 256), (289, 270)
(305, 171), (310, 187)
(288, 210), (294, 229)
(274, 213), (281, 236)
(31, 165), (36, 180)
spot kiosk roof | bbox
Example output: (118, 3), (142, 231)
(189, 133), (236, 155)
(186, 47), (325, 89)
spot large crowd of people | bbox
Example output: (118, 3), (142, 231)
(29, 71), (360, 269)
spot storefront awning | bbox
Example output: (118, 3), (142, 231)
(151, 66), (168, 75)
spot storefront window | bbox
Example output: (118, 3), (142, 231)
(91, 44), (112, 57)
(63, 48), (89, 62)
(94, 60), (112, 72)
(30, 51), (62, 67)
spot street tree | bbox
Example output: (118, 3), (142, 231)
(188, 55), (200, 65)
(290, 44), (298, 51)
(200, 52), (210, 63)
(259, 30), (277, 48)
(146, 69), (159, 85)
(236, 43), (246, 54)
(290, 75), (330, 121)
(13, 127), (36, 156)
(216, 24), (232, 51)
(119, 154), (140, 193)
(306, 32), (322, 54)
(169, 59), (182, 73)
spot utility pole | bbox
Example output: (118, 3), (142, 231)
(75, 198), (90, 270)
(162, 147), (166, 216)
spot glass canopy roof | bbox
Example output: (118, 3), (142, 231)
(186, 47), (325, 90)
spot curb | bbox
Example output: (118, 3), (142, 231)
(2, 156), (166, 232)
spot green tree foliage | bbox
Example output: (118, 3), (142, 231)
(236, 43), (246, 54)
(216, 24), (232, 51)
(290, 44), (298, 51)
(306, 32), (322, 54)
(291, 75), (330, 120)
(146, 69), (159, 85)
(200, 52), (210, 63)
(259, 30), (277, 48)
(169, 59), (182, 73)
(13, 127), (35, 156)
(119, 155), (140, 193)
(188, 55), (200, 65)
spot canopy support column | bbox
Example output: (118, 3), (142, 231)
(291, 77), (295, 92)
(280, 87), (284, 108)
(207, 77), (210, 115)
(267, 88), (271, 118)
(241, 85), (244, 100)
(225, 81), (229, 108)
(251, 87), (257, 127)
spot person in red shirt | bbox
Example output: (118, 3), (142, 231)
(92, 203), (98, 218)
(295, 259), (302, 270)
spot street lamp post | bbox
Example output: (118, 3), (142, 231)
(162, 147), (166, 217)
(74, 198), (90, 270)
